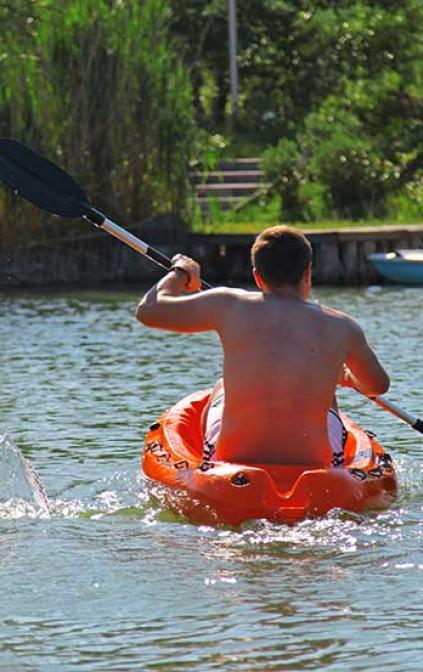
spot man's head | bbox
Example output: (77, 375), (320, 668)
(251, 225), (312, 290)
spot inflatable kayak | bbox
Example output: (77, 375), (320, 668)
(142, 390), (397, 526)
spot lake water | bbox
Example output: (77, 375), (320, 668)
(1, 285), (423, 671)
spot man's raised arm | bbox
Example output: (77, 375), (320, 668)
(135, 254), (233, 333)
(341, 319), (390, 397)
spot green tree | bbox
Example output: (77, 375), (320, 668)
(262, 1), (423, 219)
(0, 0), (196, 246)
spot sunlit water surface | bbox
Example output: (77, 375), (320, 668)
(1, 285), (423, 671)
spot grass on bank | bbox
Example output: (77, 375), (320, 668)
(190, 194), (423, 234)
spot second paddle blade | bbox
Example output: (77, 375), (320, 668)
(0, 138), (90, 218)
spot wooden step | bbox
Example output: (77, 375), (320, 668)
(195, 182), (269, 198)
(191, 157), (266, 219)
(196, 196), (241, 213)
(217, 158), (262, 171)
(191, 170), (264, 185)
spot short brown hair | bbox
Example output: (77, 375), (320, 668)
(251, 226), (312, 287)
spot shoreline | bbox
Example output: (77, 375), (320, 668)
(1, 219), (423, 288)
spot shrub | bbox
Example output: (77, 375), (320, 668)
(263, 139), (308, 221)
(0, 0), (196, 247)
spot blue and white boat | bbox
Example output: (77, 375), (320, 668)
(367, 249), (423, 284)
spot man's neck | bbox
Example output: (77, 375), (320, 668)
(262, 282), (308, 301)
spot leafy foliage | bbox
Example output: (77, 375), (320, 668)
(258, 2), (423, 220)
(2, 0), (423, 240)
(0, 0), (195, 245)
(171, 0), (423, 221)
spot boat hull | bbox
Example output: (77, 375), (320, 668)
(142, 390), (398, 526)
(368, 251), (423, 284)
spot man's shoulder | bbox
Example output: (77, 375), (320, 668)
(204, 286), (256, 301)
(318, 303), (359, 331)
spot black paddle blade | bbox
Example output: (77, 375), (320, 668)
(0, 138), (91, 218)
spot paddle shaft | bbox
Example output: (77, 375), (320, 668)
(368, 394), (423, 434)
(86, 208), (173, 271)
(85, 208), (212, 289)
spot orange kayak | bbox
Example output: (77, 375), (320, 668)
(142, 389), (398, 526)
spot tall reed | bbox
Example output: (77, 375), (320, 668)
(0, 0), (195, 248)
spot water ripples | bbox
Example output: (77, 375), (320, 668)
(2, 287), (423, 670)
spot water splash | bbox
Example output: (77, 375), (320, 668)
(48, 474), (154, 520)
(0, 433), (50, 518)
(0, 436), (161, 521)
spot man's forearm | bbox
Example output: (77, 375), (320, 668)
(343, 365), (390, 397)
(134, 253), (203, 330)
(346, 369), (369, 395)
(135, 269), (187, 323)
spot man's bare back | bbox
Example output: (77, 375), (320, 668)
(136, 228), (389, 467)
(203, 288), (385, 464)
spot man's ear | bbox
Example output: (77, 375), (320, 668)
(253, 268), (264, 289)
(303, 262), (312, 296)
(306, 262), (312, 284)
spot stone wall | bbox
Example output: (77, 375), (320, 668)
(0, 214), (186, 288)
(189, 225), (423, 285)
(1, 219), (423, 288)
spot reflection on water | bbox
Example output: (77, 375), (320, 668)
(1, 286), (423, 670)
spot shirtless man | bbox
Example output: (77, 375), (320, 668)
(136, 226), (389, 466)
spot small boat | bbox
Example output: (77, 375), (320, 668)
(367, 249), (423, 284)
(142, 390), (397, 526)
